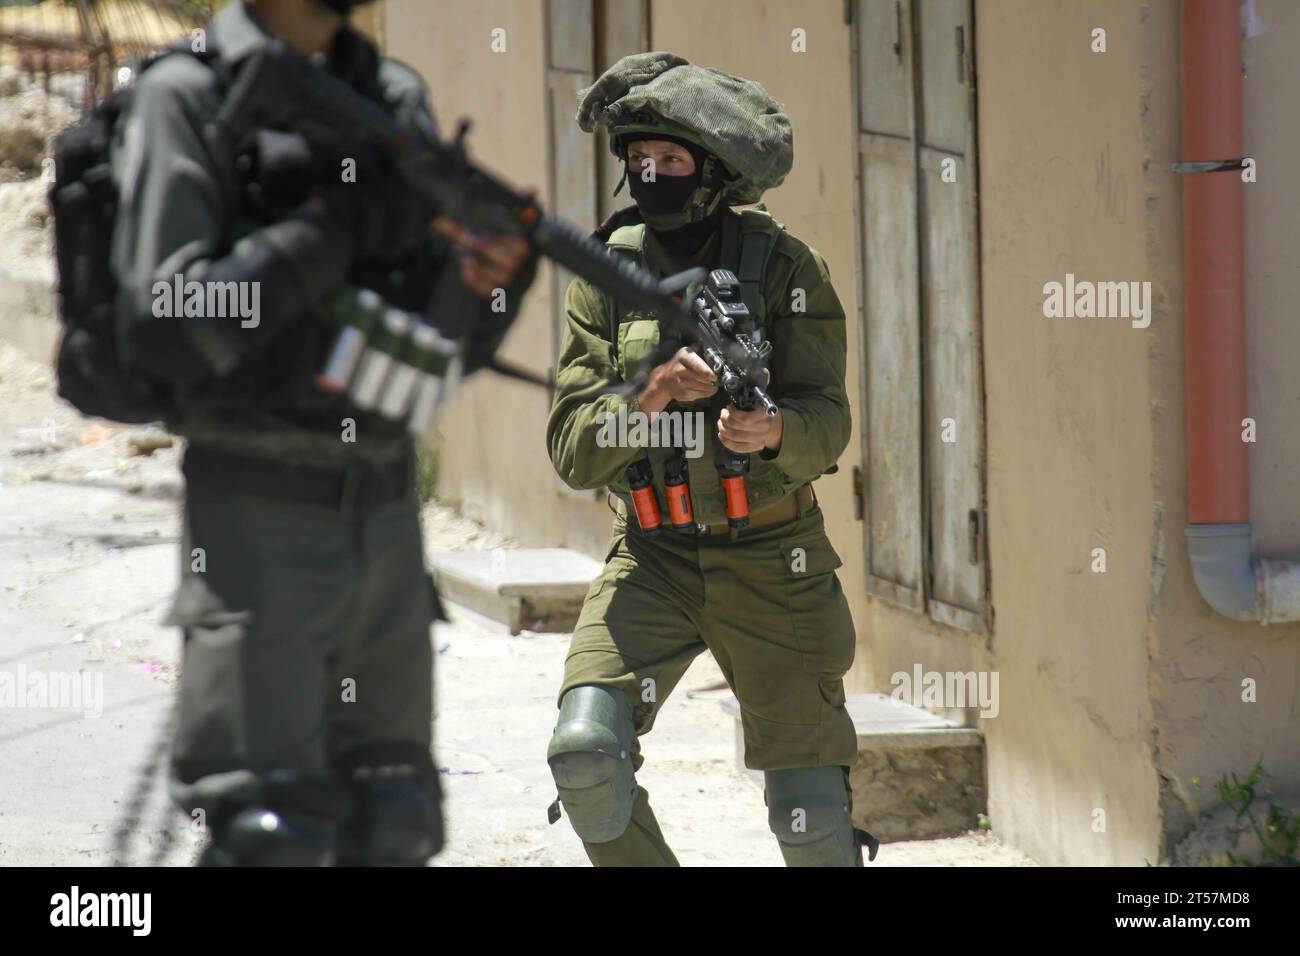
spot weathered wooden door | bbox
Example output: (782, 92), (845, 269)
(853, 0), (988, 633)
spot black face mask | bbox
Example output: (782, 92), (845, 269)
(626, 163), (703, 214)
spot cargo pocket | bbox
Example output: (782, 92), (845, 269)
(779, 530), (856, 675)
(586, 532), (629, 603)
(161, 568), (251, 631)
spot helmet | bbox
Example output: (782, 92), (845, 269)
(578, 52), (793, 210)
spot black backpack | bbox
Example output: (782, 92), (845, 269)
(50, 43), (222, 424)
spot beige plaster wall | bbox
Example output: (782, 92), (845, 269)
(973, 0), (1161, 865)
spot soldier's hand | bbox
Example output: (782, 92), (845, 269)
(639, 347), (718, 414)
(433, 220), (533, 300)
(661, 347), (719, 402)
(463, 235), (532, 298)
(717, 404), (783, 455)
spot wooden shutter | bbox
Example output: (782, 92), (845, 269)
(852, 0), (988, 631)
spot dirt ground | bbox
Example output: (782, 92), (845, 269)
(0, 339), (1035, 866)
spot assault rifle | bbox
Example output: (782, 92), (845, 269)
(692, 268), (776, 527)
(214, 41), (767, 389)
(685, 269), (777, 418)
(621, 267), (779, 533)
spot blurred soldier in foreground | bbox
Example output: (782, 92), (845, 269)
(104, 0), (531, 864)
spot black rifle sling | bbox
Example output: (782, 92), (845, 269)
(735, 210), (782, 328)
(608, 209), (781, 368)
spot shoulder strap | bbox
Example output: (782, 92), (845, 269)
(135, 40), (230, 93)
(719, 209), (742, 282)
(738, 209), (782, 315)
(602, 223), (647, 365)
(721, 209), (783, 328)
(192, 45), (231, 91)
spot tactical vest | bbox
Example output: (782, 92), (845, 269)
(604, 207), (784, 361)
(598, 206), (797, 527)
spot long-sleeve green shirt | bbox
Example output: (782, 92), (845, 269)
(547, 212), (851, 525)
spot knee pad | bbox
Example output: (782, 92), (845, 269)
(764, 766), (862, 867)
(547, 685), (636, 844)
(336, 764), (443, 866)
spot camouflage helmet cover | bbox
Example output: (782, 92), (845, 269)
(576, 52), (793, 205)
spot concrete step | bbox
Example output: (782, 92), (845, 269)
(428, 548), (602, 635)
(723, 692), (986, 843)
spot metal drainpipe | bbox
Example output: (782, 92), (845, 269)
(1181, 0), (1300, 623)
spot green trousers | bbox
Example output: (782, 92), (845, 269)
(558, 502), (859, 865)
(165, 445), (439, 841)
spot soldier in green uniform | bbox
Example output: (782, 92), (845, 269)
(110, 0), (532, 864)
(546, 53), (870, 866)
